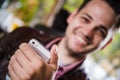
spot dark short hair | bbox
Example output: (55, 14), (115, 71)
(78, 0), (90, 11)
(105, 0), (120, 16)
(79, 0), (120, 15)
(78, 0), (120, 29)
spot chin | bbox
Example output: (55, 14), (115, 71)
(67, 45), (83, 56)
(69, 45), (96, 56)
(69, 42), (84, 52)
(68, 49), (86, 58)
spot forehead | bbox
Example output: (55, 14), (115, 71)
(78, 0), (116, 29)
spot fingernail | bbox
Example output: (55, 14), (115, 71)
(55, 45), (58, 55)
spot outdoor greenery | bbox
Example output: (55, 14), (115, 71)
(14, 0), (40, 25)
(10, 0), (84, 25)
(63, 0), (84, 12)
(92, 32), (120, 74)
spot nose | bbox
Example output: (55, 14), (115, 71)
(82, 23), (95, 40)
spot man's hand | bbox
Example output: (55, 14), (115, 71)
(8, 43), (58, 80)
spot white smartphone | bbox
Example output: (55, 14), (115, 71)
(28, 38), (50, 62)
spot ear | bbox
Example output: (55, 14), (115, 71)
(67, 9), (79, 24)
(102, 38), (112, 49)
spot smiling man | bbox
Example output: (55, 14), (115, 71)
(63, 0), (116, 58)
(2, 0), (120, 80)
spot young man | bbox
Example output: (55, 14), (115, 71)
(6, 0), (120, 80)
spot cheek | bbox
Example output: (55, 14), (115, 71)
(65, 25), (74, 38)
(67, 19), (80, 30)
(93, 35), (103, 46)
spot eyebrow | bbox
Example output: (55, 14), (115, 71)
(84, 13), (108, 31)
(83, 13), (108, 33)
(84, 13), (93, 20)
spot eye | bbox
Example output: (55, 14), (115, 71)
(96, 27), (107, 38)
(81, 17), (90, 23)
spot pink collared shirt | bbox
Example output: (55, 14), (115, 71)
(55, 59), (85, 80)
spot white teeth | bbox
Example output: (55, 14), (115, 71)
(75, 34), (86, 45)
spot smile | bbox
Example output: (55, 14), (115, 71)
(75, 34), (87, 45)
(74, 30), (89, 46)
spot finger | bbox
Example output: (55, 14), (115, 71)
(19, 43), (46, 72)
(8, 63), (18, 80)
(9, 54), (30, 80)
(8, 56), (22, 80)
(49, 45), (58, 70)
(14, 49), (33, 73)
(19, 43), (42, 63)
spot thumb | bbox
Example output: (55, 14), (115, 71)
(49, 44), (58, 70)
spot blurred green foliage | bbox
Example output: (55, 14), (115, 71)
(41, 0), (55, 14)
(63, 0), (84, 12)
(14, 0), (40, 25)
(101, 33), (120, 58)
(12, 0), (84, 25)
(38, 0), (55, 20)
(92, 32), (120, 68)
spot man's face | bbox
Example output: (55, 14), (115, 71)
(64, 1), (116, 57)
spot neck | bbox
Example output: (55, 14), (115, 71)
(57, 38), (85, 65)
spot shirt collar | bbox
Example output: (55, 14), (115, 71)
(58, 57), (85, 74)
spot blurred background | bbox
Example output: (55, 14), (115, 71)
(0, 0), (120, 80)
